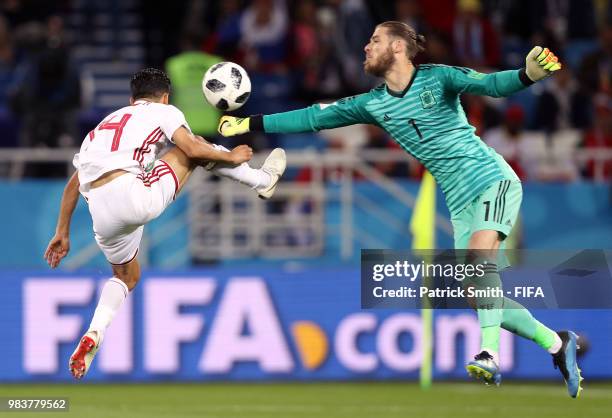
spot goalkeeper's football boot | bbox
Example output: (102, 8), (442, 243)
(258, 148), (286, 200)
(553, 331), (584, 398)
(466, 351), (502, 386)
(69, 331), (100, 380)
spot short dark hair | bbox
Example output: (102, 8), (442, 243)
(130, 68), (171, 100)
(377, 21), (426, 59)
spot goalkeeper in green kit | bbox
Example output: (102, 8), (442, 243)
(218, 21), (582, 397)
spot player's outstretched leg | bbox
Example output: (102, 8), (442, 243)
(461, 243), (504, 387)
(552, 331), (584, 398)
(208, 146), (286, 199)
(69, 262), (136, 380)
(466, 351), (502, 386)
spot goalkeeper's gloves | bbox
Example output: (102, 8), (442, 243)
(525, 46), (562, 82)
(218, 116), (251, 137)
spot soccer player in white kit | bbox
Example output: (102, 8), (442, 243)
(43, 68), (286, 379)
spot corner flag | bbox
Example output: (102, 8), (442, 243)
(410, 171), (436, 389)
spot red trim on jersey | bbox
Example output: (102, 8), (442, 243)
(158, 159), (179, 198)
(137, 170), (172, 186)
(137, 168), (172, 184)
(139, 130), (164, 163)
(88, 130), (95, 141)
(136, 160), (179, 200)
(133, 127), (162, 163)
(136, 162), (171, 180)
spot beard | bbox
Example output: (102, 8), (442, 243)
(364, 46), (395, 77)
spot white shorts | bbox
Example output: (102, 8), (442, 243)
(86, 160), (179, 265)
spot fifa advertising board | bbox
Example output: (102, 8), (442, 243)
(1, 268), (611, 381)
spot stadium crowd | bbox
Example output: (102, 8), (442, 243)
(0, 0), (610, 181)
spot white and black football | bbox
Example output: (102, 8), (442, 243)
(202, 62), (251, 111)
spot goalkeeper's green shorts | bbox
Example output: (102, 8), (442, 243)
(451, 179), (522, 250)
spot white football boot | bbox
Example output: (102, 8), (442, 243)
(257, 148), (286, 200)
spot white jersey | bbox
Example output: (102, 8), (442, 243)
(73, 100), (190, 189)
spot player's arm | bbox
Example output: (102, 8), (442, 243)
(218, 93), (376, 136)
(443, 47), (561, 97)
(45, 171), (80, 268)
(172, 126), (252, 164)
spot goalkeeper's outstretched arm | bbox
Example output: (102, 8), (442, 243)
(218, 93), (377, 137)
(442, 46), (562, 98)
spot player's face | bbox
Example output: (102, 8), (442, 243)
(364, 28), (396, 77)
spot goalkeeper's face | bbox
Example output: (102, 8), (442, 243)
(364, 29), (396, 77)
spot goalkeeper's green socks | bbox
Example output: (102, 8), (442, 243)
(472, 261), (504, 362)
(478, 300), (563, 361)
(501, 297), (562, 353)
(480, 323), (501, 363)
(472, 259), (562, 357)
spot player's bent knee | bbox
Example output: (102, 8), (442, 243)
(116, 274), (139, 291)
(111, 272), (139, 291)
(111, 259), (141, 291)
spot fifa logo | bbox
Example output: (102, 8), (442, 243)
(419, 88), (436, 109)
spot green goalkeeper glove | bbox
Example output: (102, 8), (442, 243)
(218, 116), (250, 137)
(525, 46), (562, 82)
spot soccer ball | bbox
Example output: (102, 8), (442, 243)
(202, 62), (251, 111)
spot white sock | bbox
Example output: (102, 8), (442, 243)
(88, 277), (129, 344)
(210, 144), (272, 190)
(548, 333), (563, 354)
(482, 348), (499, 365)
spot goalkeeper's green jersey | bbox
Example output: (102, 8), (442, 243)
(261, 64), (529, 216)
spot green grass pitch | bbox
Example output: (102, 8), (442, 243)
(1, 382), (611, 418)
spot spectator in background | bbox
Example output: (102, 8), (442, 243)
(9, 19), (80, 176)
(418, 0), (456, 35)
(395, 0), (428, 36)
(483, 105), (530, 179)
(166, 29), (222, 138)
(535, 67), (591, 132)
(288, 0), (321, 101)
(206, 0), (243, 60)
(0, 15), (15, 109)
(329, 0), (377, 94)
(46, 14), (67, 49)
(240, 0), (289, 73)
(236, 0), (292, 146)
(141, 0), (192, 67)
(485, 105), (579, 182)
(566, 0), (597, 41)
(0, 14), (17, 152)
(452, 0), (500, 68)
(418, 30), (458, 65)
(485, 0), (533, 41)
(518, 0), (596, 43)
(531, 0), (567, 44)
(582, 96), (612, 181)
(578, 22), (612, 96)
(1, 0), (60, 28)
(462, 94), (502, 137)
(307, 4), (344, 98)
